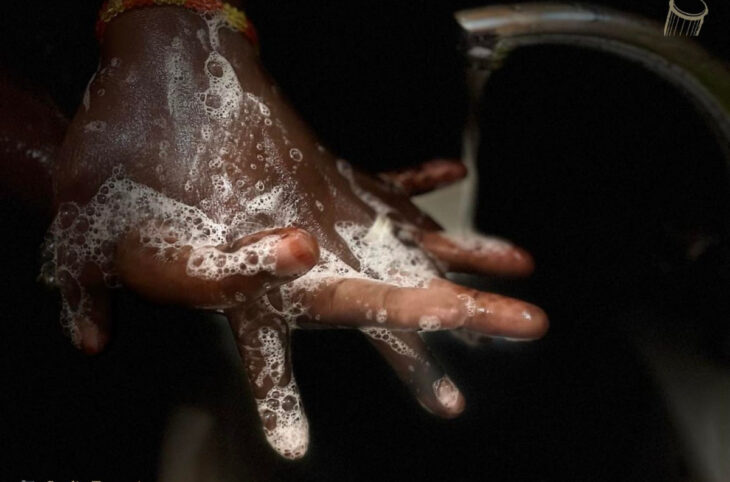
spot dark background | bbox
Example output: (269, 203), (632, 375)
(1, 1), (729, 481)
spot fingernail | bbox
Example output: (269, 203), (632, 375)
(275, 231), (319, 277)
(433, 376), (466, 417)
(523, 305), (549, 339)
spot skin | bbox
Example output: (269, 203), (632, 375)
(45, 6), (548, 459)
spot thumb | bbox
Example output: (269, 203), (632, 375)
(116, 227), (319, 309)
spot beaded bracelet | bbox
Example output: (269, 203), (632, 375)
(95, 0), (258, 47)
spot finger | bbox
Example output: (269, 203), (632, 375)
(420, 231), (534, 277)
(347, 167), (442, 231)
(379, 158), (467, 196)
(56, 262), (111, 355)
(116, 227), (318, 309)
(227, 305), (309, 459)
(363, 329), (465, 418)
(310, 277), (548, 340)
(428, 277), (549, 340)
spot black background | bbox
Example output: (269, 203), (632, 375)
(1, 1), (730, 481)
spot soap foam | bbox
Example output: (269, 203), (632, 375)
(361, 327), (424, 362)
(42, 171), (287, 343)
(442, 232), (514, 255)
(418, 315), (441, 331)
(257, 378), (309, 459)
(246, 325), (309, 459)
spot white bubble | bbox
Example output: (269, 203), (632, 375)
(418, 315), (441, 331)
(443, 232), (513, 254)
(361, 327), (423, 361)
(289, 148), (303, 162)
(84, 121), (107, 133)
(199, 51), (243, 121)
(259, 102), (270, 116)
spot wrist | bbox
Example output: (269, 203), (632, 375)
(56, 3), (268, 204)
(98, 2), (257, 58)
(100, 5), (259, 70)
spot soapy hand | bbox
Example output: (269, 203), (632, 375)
(46, 7), (548, 459)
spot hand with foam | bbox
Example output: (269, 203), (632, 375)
(47, 6), (548, 460)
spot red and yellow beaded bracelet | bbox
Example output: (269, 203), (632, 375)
(95, 0), (258, 47)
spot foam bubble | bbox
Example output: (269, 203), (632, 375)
(187, 235), (280, 281)
(442, 232), (514, 255)
(457, 293), (485, 316)
(333, 215), (438, 289)
(256, 378), (309, 459)
(289, 148), (302, 162)
(254, 326), (286, 386)
(361, 327), (423, 361)
(200, 51), (243, 121)
(418, 315), (441, 331)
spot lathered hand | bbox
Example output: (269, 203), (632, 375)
(47, 7), (547, 459)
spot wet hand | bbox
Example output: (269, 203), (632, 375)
(47, 7), (547, 459)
